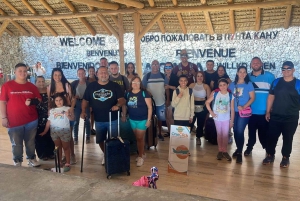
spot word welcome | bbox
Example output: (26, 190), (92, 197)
(141, 31), (279, 43)
(59, 37), (105, 47)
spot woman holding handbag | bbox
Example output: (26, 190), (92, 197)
(229, 66), (255, 164)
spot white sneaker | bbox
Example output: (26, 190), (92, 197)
(102, 158), (105, 166)
(14, 161), (22, 166)
(136, 157), (144, 167)
(135, 154), (146, 162)
(27, 158), (41, 167)
(70, 155), (77, 165)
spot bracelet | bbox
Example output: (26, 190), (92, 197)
(2, 117), (7, 119)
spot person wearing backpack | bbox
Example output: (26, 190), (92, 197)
(205, 78), (235, 161)
(263, 61), (300, 168)
(229, 66), (255, 164)
(171, 75), (194, 127)
(109, 61), (130, 95)
(172, 49), (198, 86)
(142, 60), (169, 141)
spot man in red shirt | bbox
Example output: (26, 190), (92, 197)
(0, 63), (41, 167)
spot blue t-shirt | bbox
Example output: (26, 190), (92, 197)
(126, 90), (151, 120)
(249, 71), (275, 115)
(229, 82), (254, 112)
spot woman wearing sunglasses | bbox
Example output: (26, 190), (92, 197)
(228, 66), (255, 164)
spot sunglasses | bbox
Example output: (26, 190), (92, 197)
(164, 66), (172, 69)
(132, 81), (140, 84)
(281, 67), (293, 71)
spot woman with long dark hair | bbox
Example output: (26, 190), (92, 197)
(47, 68), (76, 165)
(125, 62), (138, 83)
(210, 65), (231, 90)
(228, 66), (255, 164)
(122, 76), (152, 167)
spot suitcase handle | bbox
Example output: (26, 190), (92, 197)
(109, 110), (120, 139)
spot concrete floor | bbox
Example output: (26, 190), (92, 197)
(0, 164), (217, 201)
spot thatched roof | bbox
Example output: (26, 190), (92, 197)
(0, 0), (299, 37)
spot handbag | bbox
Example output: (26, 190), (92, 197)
(235, 84), (252, 118)
(194, 105), (204, 113)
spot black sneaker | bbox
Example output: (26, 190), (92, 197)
(280, 157), (290, 168)
(236, 153), (242, 164)
(217, 152), (223, 160)
(232, 149), (238, 158)
(262, 154), (275, 165)
(91, 129), (96, 135)
(158, 134), (164, 141)
(244, 149), (252, 156)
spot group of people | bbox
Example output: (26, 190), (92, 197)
(0, 52), (299, 172)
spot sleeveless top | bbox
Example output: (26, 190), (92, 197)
(193, 83), (206, 98)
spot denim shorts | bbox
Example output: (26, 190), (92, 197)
(50, 127), (71, 142)
(129, 119), (147, 131)
(156, 104), (166, 121)
(95, 120), (118, 143)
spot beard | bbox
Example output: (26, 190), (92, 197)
(252, 67), (262, 72)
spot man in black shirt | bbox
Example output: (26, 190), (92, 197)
(263, 61), (300, 168)
(81, 66), (125, 165)
(204, 60), (216, 86)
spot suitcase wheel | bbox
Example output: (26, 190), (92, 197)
(107, 175), (111, 179)
(127, 171), (130, 176)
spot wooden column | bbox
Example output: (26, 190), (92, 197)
(118, 14), (125, 75)
(133, 13), (142, 77)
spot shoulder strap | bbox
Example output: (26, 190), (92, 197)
(214, 91), (218, 100)
(176, 88), (179, 95)
(142, 91), (145, 98)
(126, 92), (129, 99)
(188, 88), (192, 99)
(229, 92), (233, 102)
(295, 79), (300, 95)
(121, 75), (127, 91)
(189, 62), (193, 70)
(271, 78), (280, 91)
(179, 63), (182, 71)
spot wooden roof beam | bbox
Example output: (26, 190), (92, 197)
(139, 11), (164, 39)
(88, 6), (112, 35)
(203, 11), (214, 35)
(0, 9), (14, 36)
(110, 15), (119, 27)
(64, 0), (96, 36)
(21, 0), (59, 36)
(200, 0), (206, 5)
(284, 5), (292, 29)
(176, 13), (187, 34)
(227, 0), (234, 4)
(0, 20), (10, 36)
(69, 0), (119, 10)
(255, 7), (261, 31)
(39, 0), (72, 36)
(172, 0), (178, 6)
(97, 15), (119, 39)
(148, 0), (165, 34)
(3, 0), (42, 36)
(112, 0), (144, 9)
(0, 0), (299, 20)
(229, 10), (235, 34)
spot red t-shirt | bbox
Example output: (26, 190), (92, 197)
(173, 62), (198, 86)
(0, 81), (41, 128)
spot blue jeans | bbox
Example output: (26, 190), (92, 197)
(8, 119), (38, 162)
(73, 99), (91, 140)
(233, 112), (250, 153)
(95, 120), (118, 143)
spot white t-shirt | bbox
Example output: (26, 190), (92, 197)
(34, 67), (46, 76)
(212, 92), (231, 121)
(48, 106), (70, 128)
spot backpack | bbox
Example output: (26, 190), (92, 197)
(178, 62), (193, 71)
(146, 72), (165, 81)
(271, 78), (300, 96)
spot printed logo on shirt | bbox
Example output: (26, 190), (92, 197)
(215, 97), (229, 114)
(93, 89), (113, 101)
(53, 111), (66, 119)
(233, 87), (244, 97)
(10, 91), (33, 95)
(128, 96), (137, 108)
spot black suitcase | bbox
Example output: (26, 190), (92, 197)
(145, 97), (158, 150)
(105, 111), (130, 179)
(205, 117), (218, 145)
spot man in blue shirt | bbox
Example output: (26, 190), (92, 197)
(245, 57), (275, 156)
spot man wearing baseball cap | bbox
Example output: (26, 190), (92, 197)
(263, 61), (300, 168)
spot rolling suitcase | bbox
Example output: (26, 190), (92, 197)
(105, 111), (130, 179)
(205, 117), (218, 145)
(145, 97), (158, 150)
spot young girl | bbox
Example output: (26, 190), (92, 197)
(40, 94), (74, 172)
(205, 79), (235, 161)
(35, 76), (54, 160)
(171, 75), (194, 127)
